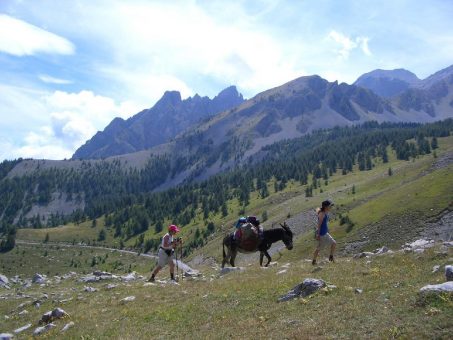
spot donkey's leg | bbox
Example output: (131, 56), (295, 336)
(264, 250), (272, 267)
(259, 252), (264, 267)
(230, 249), (237, 267)
(222, 248), (231, 268)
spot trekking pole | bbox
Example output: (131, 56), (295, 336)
(174, 245), (179, 281)
(180, 240), (184, 282)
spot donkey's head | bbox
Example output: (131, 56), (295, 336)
(279, 222), (293, 250)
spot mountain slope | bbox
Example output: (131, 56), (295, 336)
(72, 86), (244, 159)
(354, 68), (421, 97)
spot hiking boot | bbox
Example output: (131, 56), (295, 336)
(312, 259), (317, 266)
(329, 255), (335, 262)
(147, 276), (155, 282)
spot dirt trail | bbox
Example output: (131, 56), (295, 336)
(15, 240), (196, 273)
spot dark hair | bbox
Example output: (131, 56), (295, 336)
(319, 199), (334, 212)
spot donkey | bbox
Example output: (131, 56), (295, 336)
(222, 222), (293, 268)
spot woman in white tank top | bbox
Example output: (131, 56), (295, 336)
(148, 225), (181, 282)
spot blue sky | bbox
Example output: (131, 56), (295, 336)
(0, 0), (452, 160)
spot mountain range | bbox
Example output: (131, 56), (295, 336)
(73, 65), (453, 165)
(3, 64), (453, 223)
(73, 86), (244, 159)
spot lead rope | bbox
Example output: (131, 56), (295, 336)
(174, 244), (179, 282)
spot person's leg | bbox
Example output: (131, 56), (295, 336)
(148, 265), (162, 281)
(329, 235), (336, 262)
(169, 259), (175, 281)
(312, 246), (320, 265)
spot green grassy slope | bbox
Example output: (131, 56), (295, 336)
(0, 243), (451, 339)
(15, 135), (453, 264)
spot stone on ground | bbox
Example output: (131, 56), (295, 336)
(84, 286), (98, 292)
(33, 323), (56, 336)
(14, 323), (32, 334)
(120, 296), (136, 304)
(121, 272), (138, 282)
(420, 281), (453, 294)
(51, 307), (69, 318)
(445, 265), (453, 281)
(355, 288), (363, 294)
(61, 321), (75, 332)
(32, 273), (46, 284)
(432, 265), (440, 273)
(219, 267), (244, 275)
(0, 274), (9, 287)
(278, 278), (326, 302)
(0, 333), (13, 340)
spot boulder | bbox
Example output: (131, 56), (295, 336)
(219, 267), (244, 276)
(93, 271), (112, 277)
(33, 323), (56, 336)
(14, 323), (32, 334)
(61, 321), (75, 332)
(278, 278), (326, 302)
(0, 274), (9, 286)
(79, 275), (99, 283)
(446, 265), (453, 281)
(51, 307), (69, 318)
(120, 296), (136, 304)
(420, 281), (453, 294)
(374, 246), (389, 254)
(354, 252), (374, 259)
(40, 310), (53, 324)
(403, 239), (434, 252)
(0, 333), (13, 340)
(84, 286), (98, 292)
(32, 273), (46, 284)
(121, 272), (138, 282)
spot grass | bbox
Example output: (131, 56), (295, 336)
(0, 244), (451, 339)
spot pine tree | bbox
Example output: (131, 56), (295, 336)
(352, 185), (356, 195)
(431, 137), (438, 149)
(388, 167), (393, 176)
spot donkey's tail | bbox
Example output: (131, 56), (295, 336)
(222, 238), (226, 259)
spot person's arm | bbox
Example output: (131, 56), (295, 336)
(316, 212), (324, 240)
(162, 234), (171, 248)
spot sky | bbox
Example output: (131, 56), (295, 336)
(0, 0), (452, 160)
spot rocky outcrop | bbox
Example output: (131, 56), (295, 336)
(278, 278), (326, 302)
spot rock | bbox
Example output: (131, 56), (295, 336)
(355, 288), (363, 294)
(14, 323), (32, 334)
(93, 271), (112, 277)
(0, 274), (9, 286)
(61, 321), (75, 332)
(121, 272), (138, 282)
(219, 267), (244, 276)
(120, 296), (136, 304)
(277, 269), (287, 275)
(32, 273), (46, 284)
(432, 265), (440, 273)
(40, 310), (53, 324)
(51, 307), (69, 318)
(278, 278), (326, 302)
(420, 281), (453, 294)
(443, 241), (453, 248)
(403, 239), (434, 251)
(374, 246), (389, 254)
(183, 270), (201, 278)
(105, 284), (117, 290)
(18, 309), (29, 316)
(445, 265), (453, 281)
(0, 333), (13, 340)
(33, 323), (56, 336)
(84, 286), (98, 292)
(79, 275), (99, 283)
(414, 249), (425, 254)
(354, 252), (374, 259)
(327, 284), (337, 289)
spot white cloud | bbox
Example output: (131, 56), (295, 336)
(0, 14), (74, 56)
(0, 88), (141, 160)
(38, 74), (72, 84)
(328, 30), (372, 59)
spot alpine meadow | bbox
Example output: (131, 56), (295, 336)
(0, 1), (452, 339)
